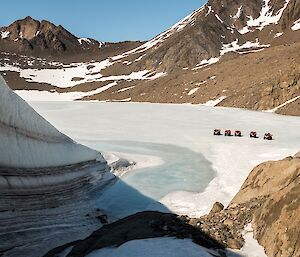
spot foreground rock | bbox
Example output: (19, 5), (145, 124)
(193, 154), (300, 256)
(44, 211), (226, 257)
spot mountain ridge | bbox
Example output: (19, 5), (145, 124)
(0, 0), (299, 115)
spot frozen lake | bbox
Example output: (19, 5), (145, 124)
(30, 102), (300, 217)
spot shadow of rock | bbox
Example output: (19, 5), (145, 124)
(44, 211), (227, 257)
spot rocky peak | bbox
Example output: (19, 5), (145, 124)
(133, 0), (299, 72)
(0, 16), (100, 55)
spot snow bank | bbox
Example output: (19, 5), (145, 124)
(86, 237), (218, 257)
(291, 18), (300, 31)
(203, 96), (226, 106)
(227, 224), (267, 257)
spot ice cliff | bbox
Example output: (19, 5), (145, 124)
(0, 75), (114, 257)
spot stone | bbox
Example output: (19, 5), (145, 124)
(209, 202), (224, 215)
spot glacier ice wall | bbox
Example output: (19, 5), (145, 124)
(0, 75), (114, 257)
(0, 75), (103, 168)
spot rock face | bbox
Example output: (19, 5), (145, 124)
(231, 154), (300, 257)
(0, 16), (96, 55)
(192, 154), (300, 256)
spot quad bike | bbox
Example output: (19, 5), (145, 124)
(234, 130), (242, 137)
(225, 130), (232, 136)
(264, 133), (273, 140)
(213, 129), (222, 136)
(250, 131), (258, 138)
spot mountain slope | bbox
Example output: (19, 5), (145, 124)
(0, 0), (299, 115)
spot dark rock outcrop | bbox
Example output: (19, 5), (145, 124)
(44, 211), (226, 257)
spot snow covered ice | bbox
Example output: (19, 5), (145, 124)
(2, 81), (300, 256)
(31, 102), (300, 218)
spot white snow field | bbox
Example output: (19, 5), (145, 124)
(30, 101), (300, 218)
(84, 236), (266, 257)
(85, 238), (219, 257)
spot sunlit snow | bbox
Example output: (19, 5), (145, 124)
(0, 31), (10, 39)
(291, 18), (300, 31)
(31, 102), (300, 217)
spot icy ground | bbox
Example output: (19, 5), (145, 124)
(30, 102), (300, 218)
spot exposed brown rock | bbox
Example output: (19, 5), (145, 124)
(209, 202), (224, 215)
(231, 154), (300, 257)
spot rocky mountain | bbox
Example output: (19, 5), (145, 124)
(0, 16), (100, 54)
(0, 0), (300, 115)
(0, 16), (143, 61)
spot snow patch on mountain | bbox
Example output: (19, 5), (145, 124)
(220, 39), (270, 55)
(232, 6), (243, 19)
(203, 96), (226, 107)
(215, 14), (224, 23)
(78, 38), (91, 44)
(0, 31), (10, 39)
(239, 0), (290, 33)
(188, 87), (199, 96)
(117, 86), (135, 93)
(291, 18), (300, 31)
(275, 32), (283, 38)
(193, 38), (269, 70)
(0, 57), (165, 88)
(193, 57), (220, 70)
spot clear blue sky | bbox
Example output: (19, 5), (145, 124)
(0, 0), (207, 42)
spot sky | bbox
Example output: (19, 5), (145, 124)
(0, 0), (207, 42)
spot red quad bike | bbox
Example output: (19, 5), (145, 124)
(234, 130), (242, 137)
(213, 129), (222, 136)
(264, 133), (273, 140)
(250, 131), (258, 138)
(225, 130), (232, 136)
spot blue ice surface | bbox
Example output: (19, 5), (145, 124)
(88, 140), (215, 218)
